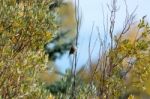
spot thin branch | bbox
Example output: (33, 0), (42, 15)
(88, 23), (95, 73)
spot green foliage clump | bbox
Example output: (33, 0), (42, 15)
(0, 0), (58, 98)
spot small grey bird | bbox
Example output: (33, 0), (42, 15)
(69, 45), (77, 55)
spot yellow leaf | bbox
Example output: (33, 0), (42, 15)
(47, 94), (55, 99)
(46, 32), (52, 40)
(128, 94), (135, 99)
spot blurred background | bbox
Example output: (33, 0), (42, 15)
(54, 0), (150, 73)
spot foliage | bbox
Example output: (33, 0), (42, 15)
(1, 0), (150, 99)
(0, 0), (58, 98)
(46, 2), (150, 99)
(40, 0), (76, 88)
(78, 17), (150, 98)
(45, 1), (76, 61)
(46, 69), (98, 99)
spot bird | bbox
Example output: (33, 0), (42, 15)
(69, 45), (77, 55)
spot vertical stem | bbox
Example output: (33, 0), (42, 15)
(108, 0), (117, 74)
(71, 0), (80, 98)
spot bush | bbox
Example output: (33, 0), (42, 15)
(0, 0), (57, 98)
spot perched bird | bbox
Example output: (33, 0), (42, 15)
(69, 45), (77, 55)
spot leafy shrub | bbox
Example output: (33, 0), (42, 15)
(0, 0), (57, 98)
